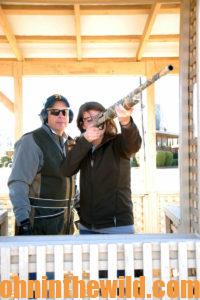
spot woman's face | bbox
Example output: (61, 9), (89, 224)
(82, 110), (105, 130)
(82, 109), (106, 145)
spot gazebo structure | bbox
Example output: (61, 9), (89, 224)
(0, 0), (200, 298)
(0, 0), (180, 233)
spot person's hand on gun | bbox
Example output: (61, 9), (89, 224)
(115, 104), (133, 127)
(84, 126), (104, 143)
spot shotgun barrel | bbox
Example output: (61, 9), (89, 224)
(94, 64), (173, 127)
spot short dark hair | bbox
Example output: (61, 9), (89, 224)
(77, 101), (117, 136)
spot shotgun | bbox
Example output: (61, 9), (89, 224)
(94, 64), (173, 127)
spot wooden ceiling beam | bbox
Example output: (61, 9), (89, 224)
(0, 35), (76, 43)
(2, 5), (75, 15)
(0, 91), (14, 112)
(74, 4), (82, 60)
(0, 5), (23, 61)
(0, 1), (181, 5)
(136, 0), (161, 61)
(161, 4), (180, 14)
(1, 4), (180, 15)
(0, 57), (179, 76)
(0, 57), (179, 62)
(149, 34), (179, 42)
(158, 0), (180, 3)
(0, 34), (179, 43)
(22, 58), (179, 75)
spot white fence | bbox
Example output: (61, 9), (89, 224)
(0, 234), (199, 299)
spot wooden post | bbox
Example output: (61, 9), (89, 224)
(178, 0), (190, 233)
(142, 61), (158, 233)
(13, 61), (23, 141)
(0, 91), (14, 112)
(197, 0), (200, 234)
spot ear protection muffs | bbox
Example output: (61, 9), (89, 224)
(39, 108), (48, 124)
(68, 109), (74, 123)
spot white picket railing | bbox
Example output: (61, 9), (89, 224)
(0, 234), (199, 299)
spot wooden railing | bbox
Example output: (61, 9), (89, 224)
(0, 234), (199, 299)
(165, 205), (180, 233)
(0, 193), (15, 236)
(0, 210), (8, 235)
(0, 192), (180, 236)
(133, 193), (179, 233)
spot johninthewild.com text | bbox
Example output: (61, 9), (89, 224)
(0, 275), (200, 298)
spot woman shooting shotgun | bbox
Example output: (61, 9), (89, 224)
(61, 65), (173, 234)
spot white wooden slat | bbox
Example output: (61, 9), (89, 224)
(36, 245), (47, 300)
(73, 245), (82, 300)
(89, 244), (99, 300)
(108, 244), (117, 279)
(124, 244), (134, 277)
(124, 243), (135, 300)
(89, 244), (99, 280)
(0, 247), (11, 279)
(161, 242), (170, 300)
(108, 244), (117, 300)
(143, 243), (153, 299)
(54, 245), (64, 279)
(54, 245), (64, 299)
(0, 247), (11, 300)
(178, 242), (188, 278)
(178, 242), (188, 300)
(196, 241), (200, 280)
(19, 246), (29, 300)
(73, 244), (82, 276)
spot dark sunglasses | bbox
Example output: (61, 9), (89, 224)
(47, 109), (69, 116)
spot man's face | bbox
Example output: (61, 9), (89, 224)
(47, 101), (69, 135)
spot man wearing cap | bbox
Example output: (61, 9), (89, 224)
(8, 94), (76, 235)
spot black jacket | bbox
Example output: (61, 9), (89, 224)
(62, 119), (142, 229)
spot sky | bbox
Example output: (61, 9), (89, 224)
(0, 74), (179, 153)
(155, 75), (179, 133)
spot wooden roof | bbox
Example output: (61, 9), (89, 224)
(0, 0), (180, 61)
